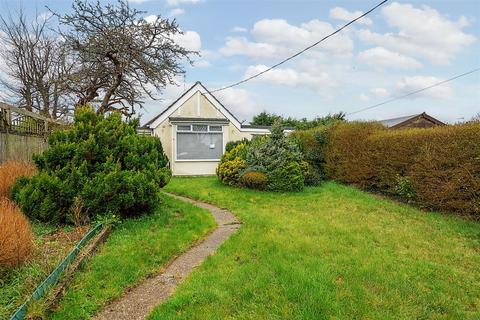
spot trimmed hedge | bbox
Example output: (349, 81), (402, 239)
(323, 122), (480, 218)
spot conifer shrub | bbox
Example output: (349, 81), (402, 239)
(11, 107), (171, 224)
(292, 124), (336, 185)
(0, 198), (33, 268)
(216, 157), (247, 186)
(217, 121), (306, 192)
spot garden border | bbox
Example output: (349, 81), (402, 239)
(9, 223), (104, 320)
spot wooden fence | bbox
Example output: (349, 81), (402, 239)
(0, 102), (67, 164)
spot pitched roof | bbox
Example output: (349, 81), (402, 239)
(143, 81), (243, 129)
(379, 112), (445, 128)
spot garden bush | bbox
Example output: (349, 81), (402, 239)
(217, 121), (305, 192)
(247, 121), (305, 192)
(0, 161), (36, 198)
(0, 198), (33, 268)
(225, 138), (249, 152)
(216, 157), (247, 186)
(292, 124), (337, 185)
(11, 107), (171, 224)
(240, 171), (267, 190)
(323, 121), (480, 218)
(216, 143), (248, 186)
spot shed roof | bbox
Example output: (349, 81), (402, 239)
(379, 112), (445, 128)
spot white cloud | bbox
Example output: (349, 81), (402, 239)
(220, 37), (276, 59)
(215, 88), (258, 120)
(144, 15), (157, 24)
(232, 26), (247, 33)
(396, 76), (452, 99)
(243, 64), (333, 93)
(357, 2), (476, 64)
(193, 60), (211, 68)
(220, 18), (353, 59)
(169, 8), (185, 17)
(128, 0), (150, 3)
(166, 0), (201, 6)
(172, 30), (201, 51)
(252, 19), (353, 57)
(330, 7), (372, 26)
(359, 93), (370, 102)
(358, 47), (422, 70)
(370, 87), (389, 98)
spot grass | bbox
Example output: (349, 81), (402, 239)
(0, 223), (87, 319)
(150, 177), (480, 320)
(50, 193), (216, 320)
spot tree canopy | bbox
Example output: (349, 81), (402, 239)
(251, 111), (346, 130)
(0, 0), (196, 118)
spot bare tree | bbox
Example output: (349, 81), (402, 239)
(56, 0), (196, 116)
(0, 10), (73, 119)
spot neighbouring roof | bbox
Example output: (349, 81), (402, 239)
(379, 112), (445, 128)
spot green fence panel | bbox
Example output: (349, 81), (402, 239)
(10, 224), (103, 320)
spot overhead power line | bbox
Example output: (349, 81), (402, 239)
(347, 67), (480, 116)
(210, 0), (389, 93)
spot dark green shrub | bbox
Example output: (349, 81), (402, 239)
(217, 121), (306, 192)
(11, 172), (74, 224)
(225, 138), (249, 152)
(240, 171), (267, 190)
(394, 175), (416, 202)
(80, 169), (159, 219)
(299, 160), (322, 186)
(267, 161), (304, 192)
(292, 124), (336, 185)
(246, 121), (305, 192)
(12, 107), (171, 224)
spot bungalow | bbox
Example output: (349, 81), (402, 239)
(140, 82), (270, 176)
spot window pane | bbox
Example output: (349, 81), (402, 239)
(177, 132), (223, 160)
(209, 125), (222, 132)
(192, 124), (208, 132)
(177, 125), (191, 131)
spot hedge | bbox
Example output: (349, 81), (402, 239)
(318, 122), (479, 219)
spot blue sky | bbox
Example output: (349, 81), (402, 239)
(1, 0), (479, 124)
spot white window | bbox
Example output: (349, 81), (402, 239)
(176, 124), (223, 160)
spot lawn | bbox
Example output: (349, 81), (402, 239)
(49, 193), (216, 320)
(150, 177), (480, 320)
(0, 223), (88, 319)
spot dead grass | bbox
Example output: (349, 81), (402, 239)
(0, 161), (36, 198)
(0, 198), (33, 268)
(0, 223), (89, 318)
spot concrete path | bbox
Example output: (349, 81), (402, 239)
(93, 193), (241, 320)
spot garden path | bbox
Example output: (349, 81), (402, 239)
(93, 193), (241, 320)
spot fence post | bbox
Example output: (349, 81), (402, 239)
(6, 107), (11, 133)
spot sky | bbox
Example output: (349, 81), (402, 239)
(0, 0), (479, 124)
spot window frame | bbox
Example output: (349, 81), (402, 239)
(174, 123), (225, 162)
